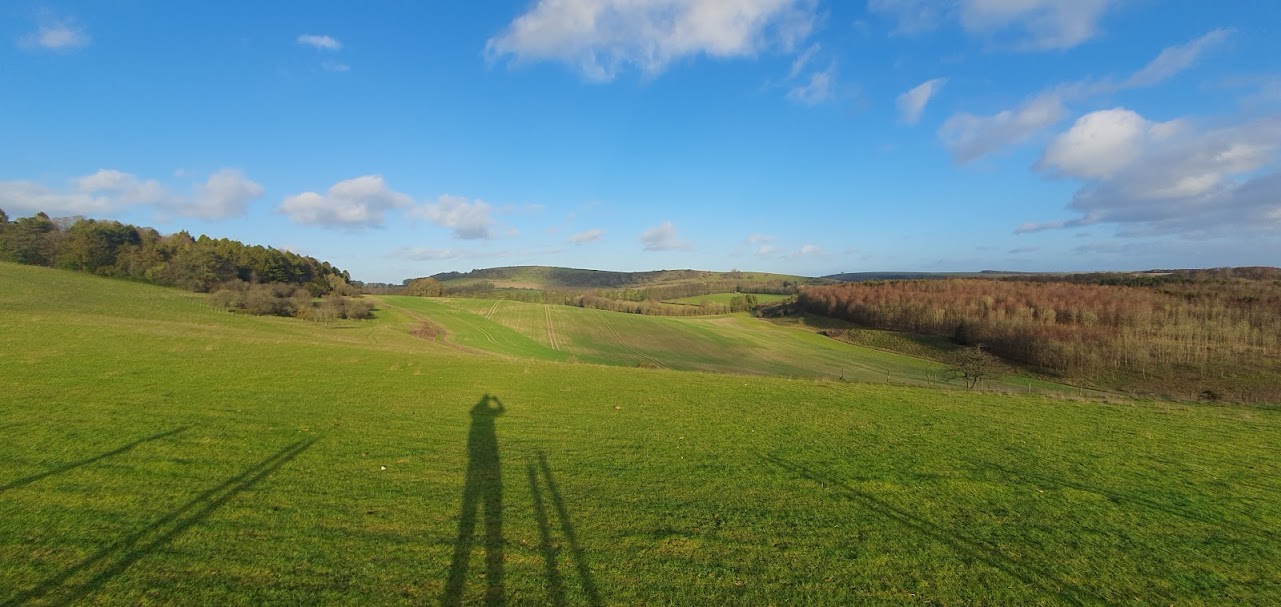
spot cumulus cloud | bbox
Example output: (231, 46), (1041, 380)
(185, 169), (265, 219)
(297, 34), (342, 51)
(279, 175), (411, 228)
(1037, 108), (1182, 180)
(18, 13), (90, 52)
(640, 220), (692, 251)
(486, 0), (817, 81)
(1019, 110), (1281, 237)
(938, 29), (1228, 162)
(897, 78), (947, 125)
(746, 234), (776, 245)
(407, 194), (496, 239)
(568, 228), (605, 244)
(0, 168), (262, 219)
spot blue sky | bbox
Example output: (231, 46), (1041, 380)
(3, 1), (1279, 283)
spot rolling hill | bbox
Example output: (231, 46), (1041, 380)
(3, 261), (1279, 605)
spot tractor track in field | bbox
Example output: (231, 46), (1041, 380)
(484, 300), (502, 320)
(375, 299), (495, 357)
(593, 310), (667, 369)
(544, 304), (562, 351)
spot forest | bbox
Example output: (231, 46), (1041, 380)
(0, 209), (368, 319)
(799, 273), (1281, 402)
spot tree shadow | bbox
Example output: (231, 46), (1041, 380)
(971, 459), (1281, 542)
(527, 451), (602, 607)
(0, 427), (189, 494)
(761, 454), (1102, 606)
(442, 395), (506, 607)
(3, 436), (316, 607)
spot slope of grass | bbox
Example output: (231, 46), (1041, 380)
(385, 296), (951, 384)
(3, 262), (1281, 605)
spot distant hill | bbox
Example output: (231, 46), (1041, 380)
(821, 271), (1042, 282)
(419, 265), (833, 291)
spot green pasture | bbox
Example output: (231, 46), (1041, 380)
(384, 296), (1072, 395)
(383, 296), (949, 385)
(3, 262), (1281, 605)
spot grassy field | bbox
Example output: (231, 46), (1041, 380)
(383, 295), (1083, 396)
(4, 262), (1281, 605)
(383, 296), (957, 386)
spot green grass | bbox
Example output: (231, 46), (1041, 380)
(663, 292), (793, 305)
(4, 262), (1281, 605)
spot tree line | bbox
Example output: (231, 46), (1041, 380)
(798, 275), (1281, 402)
(0, 209), (370, 320)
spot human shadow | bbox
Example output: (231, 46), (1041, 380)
(526, 451), (602, 607)
(442, 395), (506, 607)
(761, 454), (1103, 606)
(0, 427), (189, 494)
(3, 436), (316, 607)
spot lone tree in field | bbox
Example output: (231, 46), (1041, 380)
(407, 277), (443, 297)
(949, 344), (1001, 390)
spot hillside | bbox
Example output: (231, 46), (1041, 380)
(424, 265), (830, 291)
(3, 261), (1280, 605)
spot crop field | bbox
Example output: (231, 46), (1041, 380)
(4, 262), (1281, 605)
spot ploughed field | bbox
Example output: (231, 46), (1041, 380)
(2, 262), (1279, 605)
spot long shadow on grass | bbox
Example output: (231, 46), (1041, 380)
(527, 451), (602, 607)
(762, 454), (1102, 606)
(0, 427), (189, 495)
(2, 437), (316, 607)
(972, 460), (1281, 542)
(442, 395), (506, 607)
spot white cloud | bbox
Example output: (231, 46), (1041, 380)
(868, 0), (945, 35)
(786, 243), (822, 259)
(939, 92), (1066, 163)
(938, 29), (1226, 162)
(746, 234), (776, 245)
(321, 60), (351, 73)
(0, 168), (262, 219)
(486, 0), (817, 81)
(1038, 108), (1181, 180)
(640, 220), (692, 251)
(870, 0), (1116, 50)
(568, 228), (605, 244)
(297, 34), (342, 51)
(1019, 111), (1281, 237)
(279, 175), (411, 228)
(1125, 28), (1231, 88)
(897, 78), (947, 125)
(408, 194), (496, 240)
(184, 169), (265, 220)
(756, 244), (783, 256)
(787, 64), (834, 106)
(18, 13), (90, 52)
(957, 0), (1112, 51)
